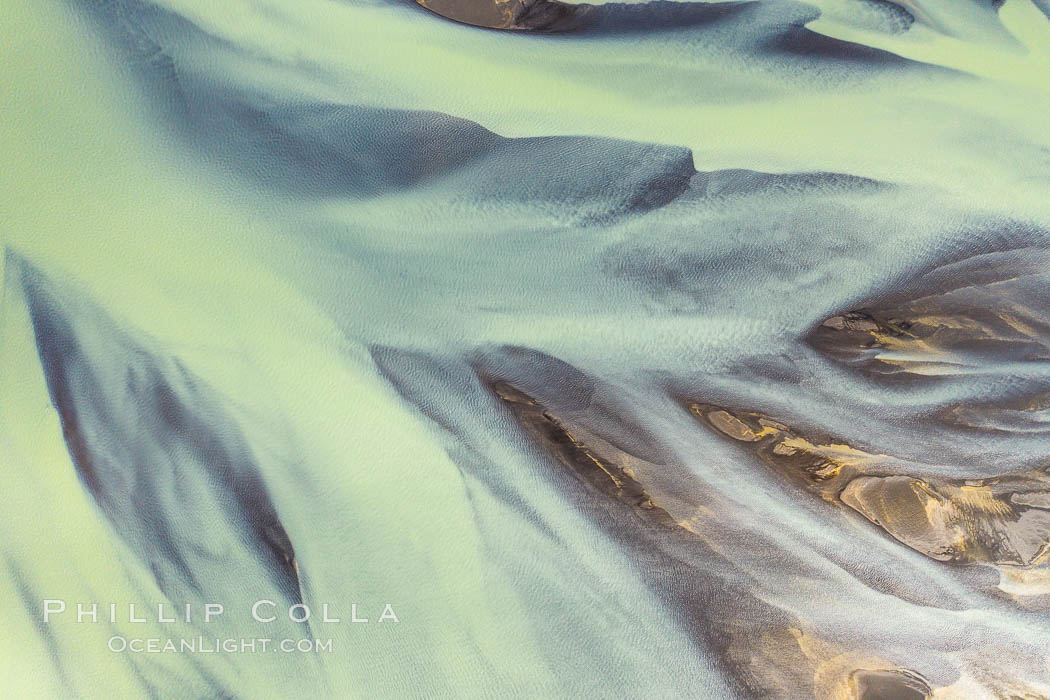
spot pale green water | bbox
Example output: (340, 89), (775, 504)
(3, 0), (1050, 697)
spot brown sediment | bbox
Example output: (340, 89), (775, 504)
(840, 475), (1050, 566)
(481, 366), (971, 697)
(849, 668), (931, 700)
(415, 0), (588, 31)
(790, 626), (936, 700)
(939, 390), (1050, 436)
(687, 402), (1050, 566)
(808, 265), (1050, 380)
(810, 308), (968, 377)
(486, 379), (824, 697)
(489, 380), (680, 529)
(479, 359), (1042, 692)
(724, 625), (817, 697)
(688, 402), (871, 501)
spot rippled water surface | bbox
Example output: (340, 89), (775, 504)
(3, 0), (1050, 697)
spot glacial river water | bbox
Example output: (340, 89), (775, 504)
(3, 0), (1050, 697)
